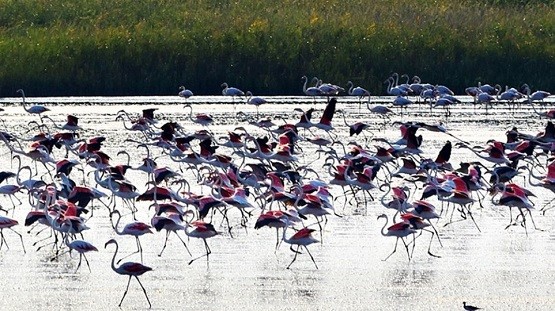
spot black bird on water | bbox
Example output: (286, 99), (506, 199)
(463, 301), (481, 310)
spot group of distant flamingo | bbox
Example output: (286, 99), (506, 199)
(0, 77), (552, 308)
(182, 74), (551, 121)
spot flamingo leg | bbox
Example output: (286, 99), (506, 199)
(117, 237), (142, 264)
(118, 275), (132, 307)
(83, 253), (92, 273)
(158, 231), (170, 257)
(287, 245), (300, 269)
(135, 276), (152, 308)
(428, 221), (443, 247)
(383, 237), (399, 261)
(75, 254), (83, 272)
(8, 227), (25, 253)
(0, 231), (7, 250)
(174, 231), (192, 256)
(188, 239), (211, 265)
(304, 246), (318, 269)
(423, 228), (441, 258)
(526, 209), (543, 232)
(401, 237), (411, 261)
(275, 228), (281, 251)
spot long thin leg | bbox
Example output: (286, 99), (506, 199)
(527, 209), (544, 231)
(428, 221), (443, 247)
(138, 236), (143, 263)
(0, 231), (7, 250)
(158, 231), (170, 257)
(135, 276), (152, 308)
(383, 238), (399, 261)
(424, 229), (441, 258)
(117, 238), (142, 264)
(9, 228), (25, 253)
(75, 254), (83, 272)
(119, 275), (132, 307)
(83, 253), (92, 272)
(287, 245), (300, 269)
(274, 228), (280, 251)
(188, 239), (211, 265)
(401, 237), (411, 261)
(304, 246), (318, 269)
(174, 231), (192, 256)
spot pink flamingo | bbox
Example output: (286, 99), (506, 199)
(0, 215), (25, 253)
(282, 225), (319, 269)
(377, 213), (416, 261)
(185, 220), (219, 265)
(110, 210), (153, 263)
(105, 239), (153, 308)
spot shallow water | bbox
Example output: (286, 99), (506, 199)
(0, 96), (554, 311)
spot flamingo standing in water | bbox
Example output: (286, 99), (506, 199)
(377, 213), (416, 261)
(301, 75), (323, 104)
(17, 89), (50, 120)
(347, 81), (371, 112)
(282, 225), (319, 269)
(178, 86), (193, 99)
(221, 82), (245, 117)
(0, 215), (26, 253)
(105, 239), (153, 308)
(184, 220), (219, 265)
(51, 234), (98, 273)
(110, 210), (153, 263)
(183, 103), (214, 127)
(246, 91), (267, 118)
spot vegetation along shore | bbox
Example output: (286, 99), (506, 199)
(0, 0), (553, 97)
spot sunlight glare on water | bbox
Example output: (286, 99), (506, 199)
(0, 96), (554, 310)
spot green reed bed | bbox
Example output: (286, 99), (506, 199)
(0, 0), (553, 96)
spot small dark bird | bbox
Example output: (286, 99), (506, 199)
(463, 301), (481, 310)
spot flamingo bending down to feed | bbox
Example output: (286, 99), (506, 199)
(105, 239), (153, 308)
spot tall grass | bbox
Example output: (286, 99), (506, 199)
(0, 0), (553, 96)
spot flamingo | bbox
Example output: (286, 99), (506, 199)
(221, 82), (245, 116)
(183, 103), (214, 126)
(384, 77), (408, 96)
(16, 89), (50, 118)
(0, 215), (26, 253)
(110, 210), (153, 263)
(42, 115), (82, 131)
(254, 209), (303, 250)
(184, 220), (219, 265)
(392, 96), (413, 115)
(282, 225), (319, 269)
(476, 91), (496, 113)
(51, 235), (98, 273)
(377, 213), (416, 261)
(523, 84), (551, 105)
(178, 85), (193, 98)
(246, 91), (267, 118)
(105, 239), (153, 308)
(151, 212), (192, 257)
(347, 81), (371, 111)
(301, 75), (323, 103)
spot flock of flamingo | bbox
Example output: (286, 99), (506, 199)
(0, 75), (552, 309)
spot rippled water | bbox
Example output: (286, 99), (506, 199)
(0, 96), (554, 311)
